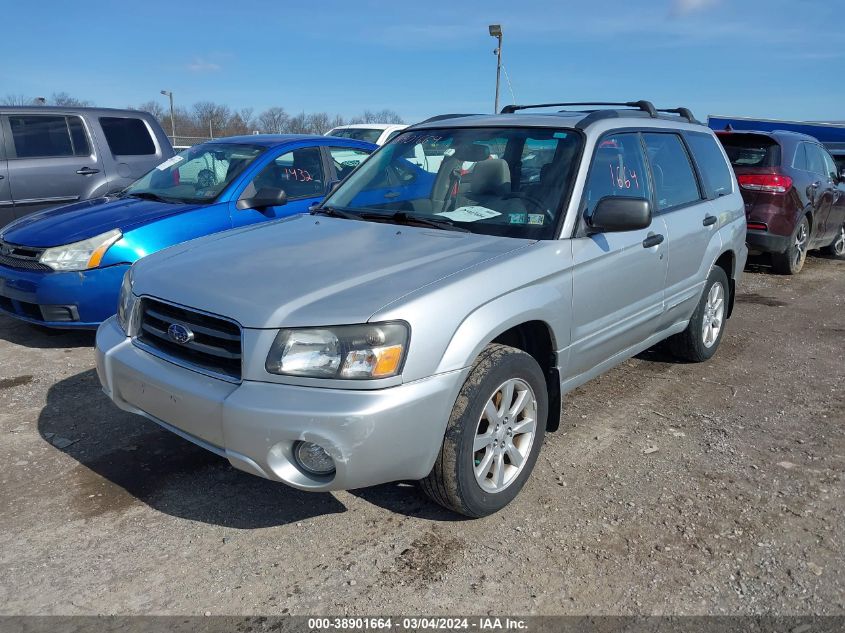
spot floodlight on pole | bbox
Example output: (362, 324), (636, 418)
(488, 24), (503, 114)
(160, 90), (176, 142)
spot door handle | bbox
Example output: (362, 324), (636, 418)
(703, 215), (718, 227)
(642, 233), (665, 248)
(76, 167), (100, 175)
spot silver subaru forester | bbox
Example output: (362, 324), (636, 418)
(96, 101), (748, 517)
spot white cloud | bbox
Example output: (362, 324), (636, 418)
(185, 58), (221, 73)
(671, 0), (720, 15)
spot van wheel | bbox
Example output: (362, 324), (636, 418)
(822, 224), (845, 259)
(421, 344), (547, 517)
(668, 266), (730, 362)
(772, 216), (809, 274)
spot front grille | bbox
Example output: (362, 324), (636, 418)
(0, 254), (52, 272)
(0, 241), (51, 272)
(136, 298), (242, 381)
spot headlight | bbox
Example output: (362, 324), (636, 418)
(39, 229), (122, 271)
(116, 268), (138, 335)
(266, 322), (409, 379)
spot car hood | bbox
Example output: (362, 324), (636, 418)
(133, 215), (532, 328)
(0, 196), (203, 248)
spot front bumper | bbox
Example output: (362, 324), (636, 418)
(95, 317), (466, 491)
(0, 263), (128, 328)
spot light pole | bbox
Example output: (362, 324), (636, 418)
(489, 24), (503, 114)
(160, 90), (175, 142)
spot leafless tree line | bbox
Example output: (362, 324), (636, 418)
(2, 92), (404, 138)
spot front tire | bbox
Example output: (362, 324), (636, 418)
(421, 344), (548, 517)
(821, 224), (845, 259)
(772, 216), (810, 274)
(668, 266), (730, 362)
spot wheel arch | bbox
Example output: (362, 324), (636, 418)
(712, 249), (737, 318)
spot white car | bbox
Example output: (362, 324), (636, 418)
(326, 124), (407, 146)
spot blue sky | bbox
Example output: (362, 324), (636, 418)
(1, 0), (841, 123)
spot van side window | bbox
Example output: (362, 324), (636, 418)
(685, 132), (733, 198)
(643, 133), (702, 211)
(99, 117), (156, 156)
(8, 115), (90, 158)
(582, 133), (649, 219)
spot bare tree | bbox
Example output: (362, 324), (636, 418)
(193, 101), (232, 137)
(131, 100), (166, 120)
(51, 92), (92, 107)
(257, 107), (289, 134)
(2, 94), (34, 106)
(285, 112), (310, 134)
(351, 109), (404, 124)
(306, 112), (332, 135)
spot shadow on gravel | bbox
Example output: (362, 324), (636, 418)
(349, 484), (469, 522)
(0, 314), (95, 349)
(38, 369), (347, 527)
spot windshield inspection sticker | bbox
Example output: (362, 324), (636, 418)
(527, 214), (545, 225)
(155, 155), (184, 171)
(436, 206), (501, 223)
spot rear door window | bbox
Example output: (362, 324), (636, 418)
(8, 115), (90, 158)
(99, 117), (156, 155)
(804, 143), (827, 177)
(685, 132), (733, 198)
(643, 133), (702, 211)
(328, 146), (372, 180)
(820, 149), (838, 181)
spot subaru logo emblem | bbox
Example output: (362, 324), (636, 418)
(167, 323), (194, 345)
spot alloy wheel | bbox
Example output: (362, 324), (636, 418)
(834, 226), (845, 256)
(473, 378), (537, 493)
(793, 221), (808, 269)
(701, 282), (725, 348)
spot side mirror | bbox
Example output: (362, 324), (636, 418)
(588, 197), (652, 233)
(236, 187), (287, 211)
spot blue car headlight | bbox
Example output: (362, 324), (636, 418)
(39, 229), (122, 272)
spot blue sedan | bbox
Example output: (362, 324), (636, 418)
(0, 135), (375, 328)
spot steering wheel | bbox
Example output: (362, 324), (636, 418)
(504, 192), (555, 223)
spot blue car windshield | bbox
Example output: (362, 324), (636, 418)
(322, 127), (582, 239)
(125, 142), (266, 204)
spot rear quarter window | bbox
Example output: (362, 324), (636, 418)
(686, 132), (734, 198)
(99, 117), (156, 156)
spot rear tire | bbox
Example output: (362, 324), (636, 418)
(771, 216), (810, 274)
(668, 266), (730, 363)
(421, 344), (547, 518)
(821, 224), (845, 259)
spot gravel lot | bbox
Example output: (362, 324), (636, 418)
(0, 255), (842, 616)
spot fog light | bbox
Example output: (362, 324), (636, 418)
(293, 441), (335, 476)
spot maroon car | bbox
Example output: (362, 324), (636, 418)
(716, 130), (845, 274)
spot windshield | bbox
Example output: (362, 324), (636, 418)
(125, 142), (266, 204)
(328, 128), (383, 144)
(321, 127), (582, 239)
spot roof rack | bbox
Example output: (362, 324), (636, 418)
(657, 107), (700, 124)
(500, 101), (659, 117)
(415, 113), (480, 125)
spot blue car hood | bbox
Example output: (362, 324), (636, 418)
(0, 196), (204, 248)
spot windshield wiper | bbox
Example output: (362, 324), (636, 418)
(366, 211), (470, 233)
(311, 205), (362, 220)
(127, 192), (176, 204)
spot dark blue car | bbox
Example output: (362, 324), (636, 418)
(0, 135), (374, 328)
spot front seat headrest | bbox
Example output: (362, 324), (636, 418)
(471, 158), (511, 196)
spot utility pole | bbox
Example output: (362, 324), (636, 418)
(489, 24), (503, 114)
(160, 90), (175, 142)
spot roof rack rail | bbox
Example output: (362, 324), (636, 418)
(656, 107), (700, 124)
(415, 113), (480, 125)
(500, 100), (658, 117)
